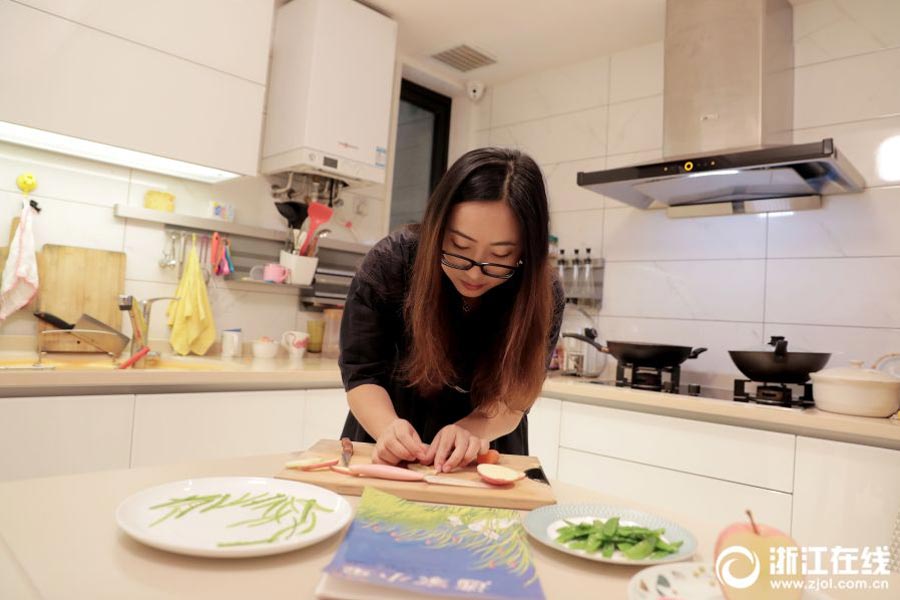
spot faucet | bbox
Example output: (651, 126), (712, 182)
(118, 295), (178, 367)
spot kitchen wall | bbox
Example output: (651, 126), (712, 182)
(0, 141), (387, 346)
(466, 1), (900, 387)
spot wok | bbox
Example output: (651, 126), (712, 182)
(274, 201), (309, 229)
(562, 330), (707, 369)
(729, 336), (830, 384)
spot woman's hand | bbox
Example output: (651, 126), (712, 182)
(373, 418), (428, 465)
(421, 424), (489, 473)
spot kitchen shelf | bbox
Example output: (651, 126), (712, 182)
(113, 205), (285, 242)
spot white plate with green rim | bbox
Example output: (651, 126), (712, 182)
(116, 477), (352, 558)
(523, 503), (697, 566)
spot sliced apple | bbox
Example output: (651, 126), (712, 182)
(476, 463), (525, 486)
(284, 456), (339, 471)
(330, 465), (357, 476)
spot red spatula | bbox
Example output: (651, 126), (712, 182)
(298, 202), (333, 256)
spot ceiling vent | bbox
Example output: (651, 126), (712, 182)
(430, 44), (496, 72)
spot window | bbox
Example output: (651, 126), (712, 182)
(389, 79), (451, 230)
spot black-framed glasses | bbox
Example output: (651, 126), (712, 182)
(440, 251), (523, 279)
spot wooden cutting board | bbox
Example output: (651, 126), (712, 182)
(276, 439), (557, 510)
(36, 245), (126, 351)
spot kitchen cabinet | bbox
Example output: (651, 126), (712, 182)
(0, 0), (268, 175)
(558, 447), (794, 532)
(528, 396), (562, 479)
(130, 391), (306, 467)
(0, 394), (133, 481)
(301, 388), (349, 450)
(560, 402), (796, 492)
(14, 0), (273, 84)
(792, 436), (900, 549)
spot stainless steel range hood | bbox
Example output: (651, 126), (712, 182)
(577, 0), (865, 216)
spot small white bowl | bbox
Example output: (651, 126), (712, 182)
(252, 340), (278, 359)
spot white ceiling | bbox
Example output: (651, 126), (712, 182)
(362, 0), (666, 87)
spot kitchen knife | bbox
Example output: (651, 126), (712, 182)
(33, 311), (74, 330)
(340, 437), (353, 468)
(524, 466), (551, 485)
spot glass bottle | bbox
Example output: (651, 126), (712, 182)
(570, 249), (581, 301)
(582, 247), (594, 301)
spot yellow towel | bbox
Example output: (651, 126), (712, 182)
(167, 241), (216, 355)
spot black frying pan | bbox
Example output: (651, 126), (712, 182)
(275, 201), (309, 229)
(563, 330), (707, 369)
(729, 336), (830, 384)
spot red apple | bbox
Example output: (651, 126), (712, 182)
(714, 510), (803, 600)
(476, 464), (525, 486)
(284, 456), (339, 471)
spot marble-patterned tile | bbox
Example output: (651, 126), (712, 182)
(550, 209), (604, 257)
(765, 257), (900, 328)
(602, 260), (766, 322)
(0, 191), (124, 251)
(543, 157), (606, 213)
(767, 187), (900, 258)
(794, 47), (900, 129)
(491, 55), (609, 128)
(0, 141), (129, 207)
(122, 220), (180, 285)
(793, 0), (900, 67)
(609, 41), (664, 103)
(604, 207), (767, 261)
(607, 95), (663, 156)
(793, 116), (900, 188)
(761, 322), (900, 369)
(489, 107), (607, 165)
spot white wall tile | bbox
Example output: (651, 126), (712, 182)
(122, 220), (180, 285)
(766, 257), (900, 328)
(470, 86), (493, 132)
(609, 41), (664, 103)
(0, 191), (124, 252)
(543, 157), (606, 212)
(550, 209), (603, 255)
(0, 142), (129, 207)
(490, 56), (609, 128)
(794, 116), (900, 188)
(793, 0), (900, 67)
(602, 260), (766, 322)
(473, 129), (490, 149)
(595, 315), (764, 387)
(794, 47), (900, 129)
(768, 187), (900, 258)
(762, 322), (900, 368)
(489, 107), (607, 165)
(607, 95), (664, 156)
(604, 207), (767, 261)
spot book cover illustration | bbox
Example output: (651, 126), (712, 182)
(324, 487), (545, 599)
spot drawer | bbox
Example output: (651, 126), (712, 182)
(558, 448), (793, 533)
(560, 402), (795, 492)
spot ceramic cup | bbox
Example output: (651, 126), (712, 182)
(252, 338), (279, 359)
(249, 263), (290, 283)
(279, 250), (318, 286)
(221, 329), (242, 358)
(281, 330), (309, 358)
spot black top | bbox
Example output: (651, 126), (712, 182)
(338, 227), (565, 455)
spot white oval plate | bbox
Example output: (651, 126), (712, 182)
(524, 503), (697, 566)
(116, 477), (352, 558)
(628, 562), (835, 600)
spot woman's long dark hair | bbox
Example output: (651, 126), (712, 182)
(402, 147), (552, 414)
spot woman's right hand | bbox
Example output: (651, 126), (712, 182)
(373, 419), (428, 465)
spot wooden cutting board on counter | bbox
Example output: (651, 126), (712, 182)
(36, 245), (126, 351)
(276, 439), (556, 510)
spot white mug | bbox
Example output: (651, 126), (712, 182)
(221, 329), (242, 358)
(281, 330), (309, 358)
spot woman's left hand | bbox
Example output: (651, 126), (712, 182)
(421, 424), (489, 473)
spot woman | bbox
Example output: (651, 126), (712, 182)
(339, 147), (564, 473)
